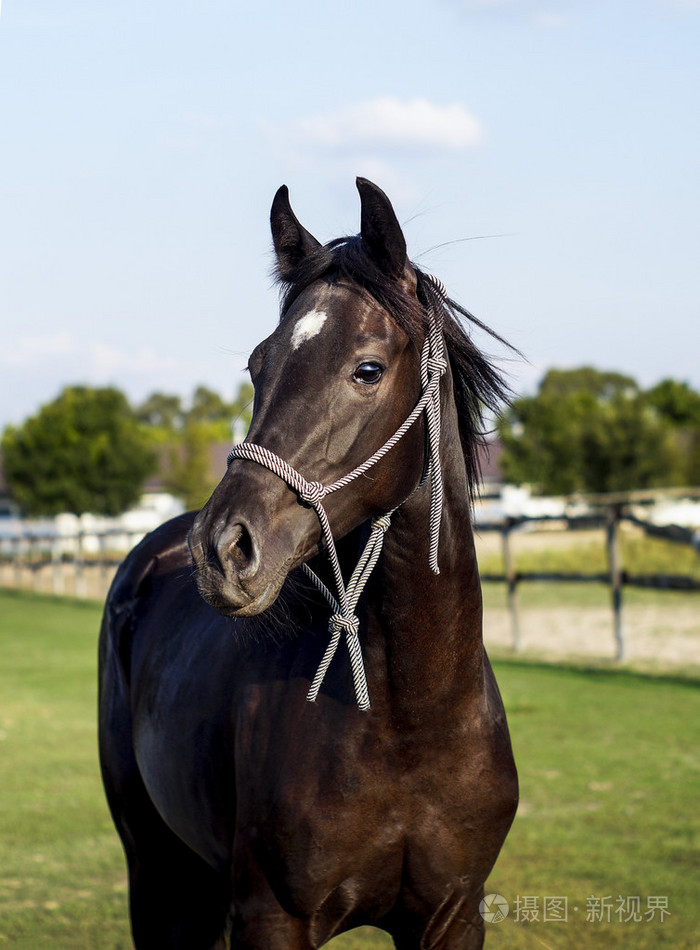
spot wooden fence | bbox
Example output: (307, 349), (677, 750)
(477, 505), (700, 660)
(0, 529), (144, 600)
(2, 506), (699, 662)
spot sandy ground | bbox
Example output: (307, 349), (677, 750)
(482, 601), (700, 671)
(474, 527), (700, 670)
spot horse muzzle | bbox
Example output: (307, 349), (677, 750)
(188, 492), (319, 618)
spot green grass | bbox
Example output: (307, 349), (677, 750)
(0, 590), (130, 949)
(482, 661), (700, 949)
(481, 578), (700, 611)
(1, 589), (698, 948)
(476, 527), (700, 580)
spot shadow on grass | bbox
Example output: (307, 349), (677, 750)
(490, 653), (700, 690)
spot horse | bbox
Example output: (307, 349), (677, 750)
(99, 177), (518, 949)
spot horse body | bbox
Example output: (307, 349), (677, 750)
(99, 179), (518, 948)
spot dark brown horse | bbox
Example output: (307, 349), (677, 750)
(99, 178), (518, 949)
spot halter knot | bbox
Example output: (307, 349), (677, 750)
(298, 481), (326, 506)
(372, 514), (393, 533)
(329, 613), (360, 639)
(427, 355), (448, 377)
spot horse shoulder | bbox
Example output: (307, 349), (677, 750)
(100, 511), (197, 673)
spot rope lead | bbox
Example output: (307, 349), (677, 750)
(227, 280), (447, 709)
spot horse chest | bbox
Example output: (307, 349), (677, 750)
(236, 705), (492, 918)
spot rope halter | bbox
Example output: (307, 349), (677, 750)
(227, 274), (448, 710)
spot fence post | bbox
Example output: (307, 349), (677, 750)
(14, 535), (23, 589)
(502, 519), (521, 652)
(51, 537), (64, 595)
(75, 532), (87, 599)
(98, 530), (108, 596)
(29, 535), (39, 592)
(606, 504), (625, 661)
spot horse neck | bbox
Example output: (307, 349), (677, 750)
(367, 390), (485, 711)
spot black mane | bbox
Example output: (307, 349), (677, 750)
(275, 234), (514, 499)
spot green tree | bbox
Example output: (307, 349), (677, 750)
(162, 419), (214, 511)
(645, 379), (700, 485)
(498, 368), (679, 494)
(645, 379), (700, 427)
(1, 386), (156, 516)
(230, 381), (254, 444)
(135, 392), (185, 433)
(137, 381), (255, 509)
(137, 381), (254, 444)
(188, 385), (231, 425)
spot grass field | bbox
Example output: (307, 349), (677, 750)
(474, 522), (700, 580)
(1, 588), (698, 949)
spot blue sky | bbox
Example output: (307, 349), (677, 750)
(1, 0), (698, 429)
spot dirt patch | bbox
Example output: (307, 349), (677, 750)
(475, 527), (700, 671)
(483, 602), (700, 671)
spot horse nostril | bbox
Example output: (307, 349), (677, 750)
(226, 523), (255, 574)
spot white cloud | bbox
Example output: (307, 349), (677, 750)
(1, 333), (181, 379)
(0, 333), (219, 426)
(3, 332), (76, 367)
(264, 97), (484, 203)
(87, 342), (179, 377)
(290, 97), (484, 153)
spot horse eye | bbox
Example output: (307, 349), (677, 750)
(353, 361), (384, 385)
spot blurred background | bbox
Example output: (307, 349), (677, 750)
(1, 2), (698, 948)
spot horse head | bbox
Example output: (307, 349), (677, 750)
(189, 179), (431, 618)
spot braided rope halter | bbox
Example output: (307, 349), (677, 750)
(227, 275), (448, 710)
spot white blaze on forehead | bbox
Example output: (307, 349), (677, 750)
(291, 308), (328, 350)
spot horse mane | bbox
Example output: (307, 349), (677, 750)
(274, 234), (515, 499)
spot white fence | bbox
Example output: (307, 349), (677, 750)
(0, 493), (184, 599)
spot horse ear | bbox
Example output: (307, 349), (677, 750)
(270, 185), (322, 280)
(357, 177), (407, 278)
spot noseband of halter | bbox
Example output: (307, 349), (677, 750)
(226, 275), (448, 710)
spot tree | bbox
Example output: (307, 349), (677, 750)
(230, 381), (255, 442)
(189, 386), (231, 425)
(162, 419), (214, 511)
(136, 381), (256, 509)
(498, 368), (679, 494)
(645, 379), (700, 427)
(645, 379), (700, 485)
(1, 386), (156, 516)
(135, 392), (185, 432)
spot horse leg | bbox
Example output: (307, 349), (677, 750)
(230, 912), (311, 950)
(425, 883), (485, 950)
(101, 719), (231, 947)
(228, 852), (313, 950)
(107, 772), (231, 949)
(389, 883), (486, 950)
(100, 608), (232, 948)
(125, 823), (231, 949)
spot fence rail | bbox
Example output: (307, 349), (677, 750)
(477, 506), (700, 659)
(2, 508), (699, 661)
(0, 529), (145, 599)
